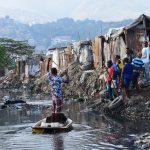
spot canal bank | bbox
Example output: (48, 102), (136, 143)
(1, 62), (150, 121)
(0, 92), (150, 150)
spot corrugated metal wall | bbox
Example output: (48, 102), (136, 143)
(92, 36), (104, 69)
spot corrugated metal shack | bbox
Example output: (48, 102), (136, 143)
(73, 40), (94, 70)
(93, 14), (150, 67)
(16, 56), (26, 79)
(16, 55), (40, 79)
(92, 36), (105, 69)
(92, 27), (126, 69)
(25, 56), (40, 78)
(59, 45), (73, 68)
(47, 46), (74, 70)
(125, 14), (150, 54)
(104, 27), (126, 64)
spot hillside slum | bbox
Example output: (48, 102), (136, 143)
(0, 14), (150, 123)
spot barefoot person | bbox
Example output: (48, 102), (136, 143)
(132, 52), (144, 91)
(47, 58), (69, 113)
(121, 57), (133, 104)
(106, 60), (115, 100)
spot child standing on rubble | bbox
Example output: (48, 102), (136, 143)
(47, 58), (69, 113)
(121, 57), (133, 104)
(106, 60), (115, 100)
(115, 55), (123, 72)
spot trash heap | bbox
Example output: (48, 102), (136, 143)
(123, 85), (150, 120)
(61, 62), (101, 100)
(134, 133), (150, 149)
(0, 73), (22, 89)
(1, 63), (150, 122)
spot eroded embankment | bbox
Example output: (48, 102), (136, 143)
(0, 62), (150, 121)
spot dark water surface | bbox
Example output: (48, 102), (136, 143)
(0, 90), (150, 150)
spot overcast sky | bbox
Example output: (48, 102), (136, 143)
(0, 0), (150, 22)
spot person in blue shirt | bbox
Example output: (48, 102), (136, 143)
(121, 57), (133, 103)
(132, 52), (144, 90)
(47, 59), (69, 113)
(112, 63), (121, 93)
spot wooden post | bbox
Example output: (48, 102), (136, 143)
(143, 15), (147, 41)
(124, 29), (128, 47)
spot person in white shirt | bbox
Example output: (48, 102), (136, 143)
(142, 41), (148, 59)
(141, 41), (150, 81)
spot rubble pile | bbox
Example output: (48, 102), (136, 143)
(33, 74), (50, 94)
(62, 62), (102, 101)
(1, 63), (150, 121)
(61, 64), (112, 114)
(123, 86), (150, 120)
(0, 74), (22, 89)
(134, 133), (150, 149)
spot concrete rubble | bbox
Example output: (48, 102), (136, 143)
(134, 133), (150, 149)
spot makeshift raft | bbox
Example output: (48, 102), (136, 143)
(32, 113), (73, 134)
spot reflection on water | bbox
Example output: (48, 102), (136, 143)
(53, 134), (64, 150)
(0, 90), (150, 149)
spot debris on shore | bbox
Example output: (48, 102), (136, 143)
(0, 62), (150, 123)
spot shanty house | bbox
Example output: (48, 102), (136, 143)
(92, 36), (105, 69)
(47, 46), (74, 70)
(73, 40), (94, 70)
(93, 14), (150, 67)
(125, 14), (150, 53)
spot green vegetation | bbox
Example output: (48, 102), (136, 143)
(0, 45), (12, 68)
(0, 38), (34, 69)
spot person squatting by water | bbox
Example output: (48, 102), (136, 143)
(47, 58), (69, 113)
